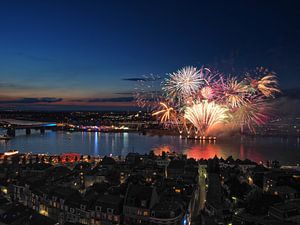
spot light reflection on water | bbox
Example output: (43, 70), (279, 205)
(0, 130), (299, 164)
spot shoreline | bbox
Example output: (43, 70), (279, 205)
(1, 124), (300, 139)
(1, 150), (300, 168)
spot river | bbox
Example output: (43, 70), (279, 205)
(1, 130), (300, 164)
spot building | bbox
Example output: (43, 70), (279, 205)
(269, 201), (300, 224)
(123, 184), (159, 224)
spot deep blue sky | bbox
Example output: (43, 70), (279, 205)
(0, 0), (299, 110)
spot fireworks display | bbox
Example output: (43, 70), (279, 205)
(184, 101), (229, 135)
(163, 66), (206, 98)
(134, 66), (280, 136)
(133, 74), (162, 111)
(152, 102), (177, 126)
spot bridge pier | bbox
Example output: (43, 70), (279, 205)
(7, 128), (16, 137)
(40, 127), (45, 134)
(26, 128), (31, 135)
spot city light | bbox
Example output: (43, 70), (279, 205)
(4, 150), (19, 156)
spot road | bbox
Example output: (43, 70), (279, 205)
(190, 166), (207, 224)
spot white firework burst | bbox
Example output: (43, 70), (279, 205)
(184, 100), (229, 135)
(163, 66), (209, 98)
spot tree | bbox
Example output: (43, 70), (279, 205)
(29, 157), (33, 165)
(3, 156), (7, 165)
(22, 156), (27, 165)
(162, 151), (167, 160)
(149, 150), (155, 159)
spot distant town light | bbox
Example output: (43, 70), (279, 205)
(4, 150), (19, 156)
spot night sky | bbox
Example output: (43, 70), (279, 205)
(0, 0), (300, 110)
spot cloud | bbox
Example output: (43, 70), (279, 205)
(0, 82), (16, 88)
(17, 52), (54, 62)
(87, 97), (134, 102)
(0, 82), (42, 91)
(123, 76), (163, 82)
(122, 78), (146, 82)
(0, 97), (63, 104)
(282, 87), (300, 99)
(71, 97), (134, 103)
(114, 92), (133, 95)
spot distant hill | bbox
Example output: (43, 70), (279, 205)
(281, 87), (300, 99)
(274, 87), (300, 116)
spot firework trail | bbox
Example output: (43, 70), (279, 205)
(233, 97), (271, 133)
(152, 102), (177, 126)
(184, 100), (229, 135)
(248, 67), (280, 97)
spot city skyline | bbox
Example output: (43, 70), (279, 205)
(0, 0), (300, 110)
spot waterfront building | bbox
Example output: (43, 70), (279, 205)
(269, 200), (300, 224)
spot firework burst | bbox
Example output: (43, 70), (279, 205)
(134, 65), (280, 136)
(152, 102), (176, 123)
(163, 66), (209, 98)
(134, 74), (163, 111)
(233, 98), (271, 133)
(218, 77), (248, 108)
(249, 67), (280, 97)
(184, 100), (229, 135)
(200, 86), (214, 100)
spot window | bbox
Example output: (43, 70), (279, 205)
(141, 200), (147, 207)
(170, 211), (175, 217)
(107, 208), (114, 214)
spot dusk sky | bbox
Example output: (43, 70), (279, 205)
(0, 0), (300, 110)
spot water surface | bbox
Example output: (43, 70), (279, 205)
(0, 130), (300, 164)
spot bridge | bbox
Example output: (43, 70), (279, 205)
(0, 119), (57, 136)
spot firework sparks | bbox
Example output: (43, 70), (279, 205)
(134, 74), (162, 111)
(233, 98), (271, 133)
(218, 77), (248, 108)
(200, 86), (214, 100)
(134, 65), (280, 136)
(152, 102), (176, 123)
(257, 73), (280, 97)
(184, 100), (229, 135)
(249, 67), (280, 97)
(163, 66), (209, 98)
